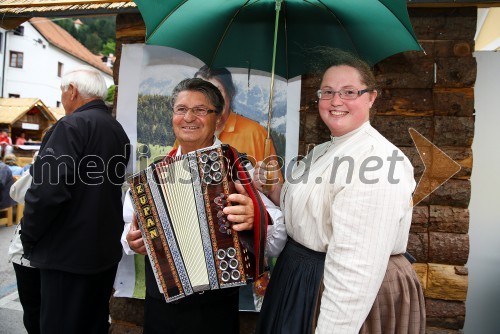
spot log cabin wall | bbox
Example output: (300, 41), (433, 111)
(111, 7), (476, 334)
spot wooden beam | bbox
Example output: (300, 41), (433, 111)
(408, 0), (500, 7)
(0, 17), (28, 29)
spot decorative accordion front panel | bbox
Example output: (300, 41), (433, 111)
(128, 144), (256, 303)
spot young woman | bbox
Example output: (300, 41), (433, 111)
(256, 49), (425, 334)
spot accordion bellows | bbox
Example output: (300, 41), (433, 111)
(128, 144), (267, 302)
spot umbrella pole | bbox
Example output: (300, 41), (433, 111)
(265, 0), (282, 143)
(263, 0), (282, 194)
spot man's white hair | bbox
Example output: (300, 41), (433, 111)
(60, 66), (108, 100)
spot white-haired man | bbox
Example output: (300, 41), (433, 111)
(21, 66), (130, 334)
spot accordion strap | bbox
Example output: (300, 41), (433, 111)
(166, 148), (178, 158)
(227, 146), (268, 277)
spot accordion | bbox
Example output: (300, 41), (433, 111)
(128, 144), (268, 303)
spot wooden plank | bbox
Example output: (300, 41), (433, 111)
(428, 232), (469, 265)
(419, 40), (475, 58)
(409, 7), (477, 41)
(429, 206), (469, 234)
(435, 57), (477, 88)
(116, 12), (145, 39)
(300, 85), (320, 114)
(426, 327), (464, 334)
(408, 232), (429, 263)
(434, 88), (474, 117)
(408, 1), (500, 8)
(435, 40), (474, 58)
(374, 88), (433, 116)
(400, 146), (425, 177)
(411, 205), (429, 233)
(371, 115), (434, 147)
(426, 298), (466, 318)
(374, 57), (434, 89)
(425, 264), (468, 301)
(0, 207), (13, 226)
(430, 179), (470, 208)
(301, 112), (330, 144)
(440, 146), (472, 179)
(0, 17), (28, 29)
(434, 116), (474, 147)
(412, 263), (428, 290)
(0, 0), (127, 6)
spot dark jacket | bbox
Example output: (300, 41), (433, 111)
(0, 161), (14, 209)
(21, 100), (130, 274)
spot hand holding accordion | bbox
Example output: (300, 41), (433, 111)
(128, 144), (268, 303)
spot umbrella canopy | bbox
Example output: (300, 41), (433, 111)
(134, 0), (422, 80)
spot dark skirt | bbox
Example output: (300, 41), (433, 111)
(257, 240), (426, 334)
(256, 238), (326, 334)
(143, 256), (240, 334)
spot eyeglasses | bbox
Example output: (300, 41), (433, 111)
(173, 106), (216, 117)
(316, 88), (372, 100)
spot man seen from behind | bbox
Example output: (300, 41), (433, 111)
(20, 66), (130, 334)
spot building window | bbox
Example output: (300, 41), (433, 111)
(9, 94), (20, 98)
(13, 26), (24, 36)
(56, 101), (61, 107)
(0, 32), (3, 53)
(9, 51), (23, 68)
(57, 62), (64, 77)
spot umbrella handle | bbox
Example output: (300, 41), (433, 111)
(262, 138), (279, 195)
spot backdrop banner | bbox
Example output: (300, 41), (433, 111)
(114, 43), (301, 310)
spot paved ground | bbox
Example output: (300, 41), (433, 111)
(0, 224), (26, 334)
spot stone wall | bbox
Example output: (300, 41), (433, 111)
(111, 6), (476, 333)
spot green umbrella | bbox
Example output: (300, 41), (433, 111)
(134, 0), (422, 149)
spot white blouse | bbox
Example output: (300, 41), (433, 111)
(281, 122), (415, 333)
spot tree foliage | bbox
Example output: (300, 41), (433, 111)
(137, 94), (174, 147)
(54, 17), (116, 55)
(270, 128), (286, 160)
(106, 85), (116, 103)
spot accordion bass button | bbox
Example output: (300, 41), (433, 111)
(209, 151), (219, 161)
(211, 161), (221, 171)
(231, 270), (241, 281)
(203, 164), (211, 174)
(229, 258), (238, 269)
(212, 172), (222, 183)
(227, 247), (236, 258)
(221, 271), (231, 282)
(217, 249), (226, 260)
(219, 260), (228, 271)
(200, 154), (209, 164)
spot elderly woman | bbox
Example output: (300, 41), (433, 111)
(124, 78), (283, 334)
(256, 50), (425, 334)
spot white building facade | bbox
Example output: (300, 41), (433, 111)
(0, 20), (112, 108)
